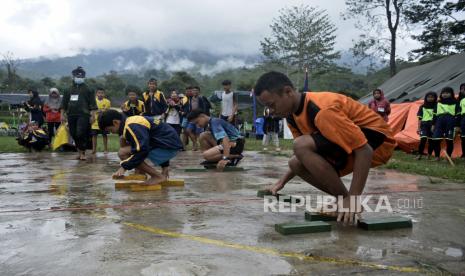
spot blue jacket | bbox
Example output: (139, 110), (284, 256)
(142, 91), (168, 116)
(119, 115), (183, 170)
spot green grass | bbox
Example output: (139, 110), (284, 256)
(0, 115), (19, 125)
(0, 135), (292, 153)
(382, 150), (465, 183)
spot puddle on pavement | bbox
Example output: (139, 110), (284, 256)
(0, 152), (464, 274)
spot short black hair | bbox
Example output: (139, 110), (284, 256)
(148, 78), (157, 83)
(460, 83), (465, 89)
(222, 80), (231, 85)
(125, 85), (140, 94)
(192, 86), (200, 91)
(441, 86), (454, 95)
(99, 109), (122, 130)
(96, 87), (105, 92)
(254, 71), (294, 96)
(187, 109), (207, 122)
(72, 66), (86, 78)
(185, 86), (192, 90)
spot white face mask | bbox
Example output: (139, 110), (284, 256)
(74, 77), (85, 84)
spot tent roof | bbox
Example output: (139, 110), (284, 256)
(360, 52), (465, 104)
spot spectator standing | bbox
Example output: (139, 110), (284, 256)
(262, 107), (281, 152)
(142, 78), (168, 120)
(24, 89), (44, 127)
(91, 87), (111, 154)
(457, 83), (465, 158)
(121, 86), (145, 117)
(60, 66), (97, 161)
(368, 88), (391, 122)
(219, 80), (238, 125)
(166, 90), (182, 137)
(43, 88), (62, 141)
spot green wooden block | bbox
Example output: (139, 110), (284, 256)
(358, 216), (412, 231)
(275, 221), (331, 235)
(184, 168), (208, 172)
(257, 190), (302, 203)
(203, 164), (245, 171)
(304, 211), (337, 221)
(257, 189), (273, 197)
(223, 167), (244, 172)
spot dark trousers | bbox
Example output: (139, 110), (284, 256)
(418, 137), (433, 156)
(432, 139), (454, 157)
(68, 115), (90, 151)
(47, 122), (61, 141)
(168, 124), (182, 136)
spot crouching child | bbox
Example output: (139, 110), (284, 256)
(17, 121), (50, 152)
(99, 110), (183, 185)
(254, 71), (397, 225)
(187, 109), (245, 171)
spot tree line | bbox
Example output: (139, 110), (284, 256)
(0, 0), (463, 99)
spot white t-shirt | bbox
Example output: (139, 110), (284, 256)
(221, 91), (234, 117)
(166, 107), (180, 125)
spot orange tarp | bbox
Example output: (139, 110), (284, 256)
(388, 100), (462, 157)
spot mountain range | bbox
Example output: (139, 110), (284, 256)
(16, 48), (381, 79)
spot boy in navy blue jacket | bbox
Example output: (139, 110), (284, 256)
(431, 87), (459, 161)
(99, 110), (183, 185)
(415, 92), (437, 159)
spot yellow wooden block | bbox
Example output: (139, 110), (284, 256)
(115, 182), (132, 189)
(112, 174), (147, 181)
(115, 181), (145, 189)
(161, 179), (185, 187)
(130, 184), (162, 192)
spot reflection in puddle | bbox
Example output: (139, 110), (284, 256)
(445, 247), (463, 258)
(432, 247), (463, 258)
(140, 260), (210, 276)
(356, 246), (387, 260)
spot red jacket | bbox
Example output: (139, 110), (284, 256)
(43, 104), (61, 123)
(368, 89), (391, 122)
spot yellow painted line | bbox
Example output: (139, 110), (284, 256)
(122, 221), (422, 273)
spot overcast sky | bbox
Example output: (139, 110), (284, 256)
(0, 0), (420, 59)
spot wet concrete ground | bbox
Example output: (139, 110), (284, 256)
(0, 151), (464, 275)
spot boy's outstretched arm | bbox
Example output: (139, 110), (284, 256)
(217, 136), (231, 170)
(269, 168), (295, 195)
(348, 143), (373, 196)
(337, 143), (373, 225)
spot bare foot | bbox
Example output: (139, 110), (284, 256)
(143, 175), (166, 185)
(161, 167), (169, 179)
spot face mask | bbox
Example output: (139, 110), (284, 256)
(74, 77), (85, 84)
